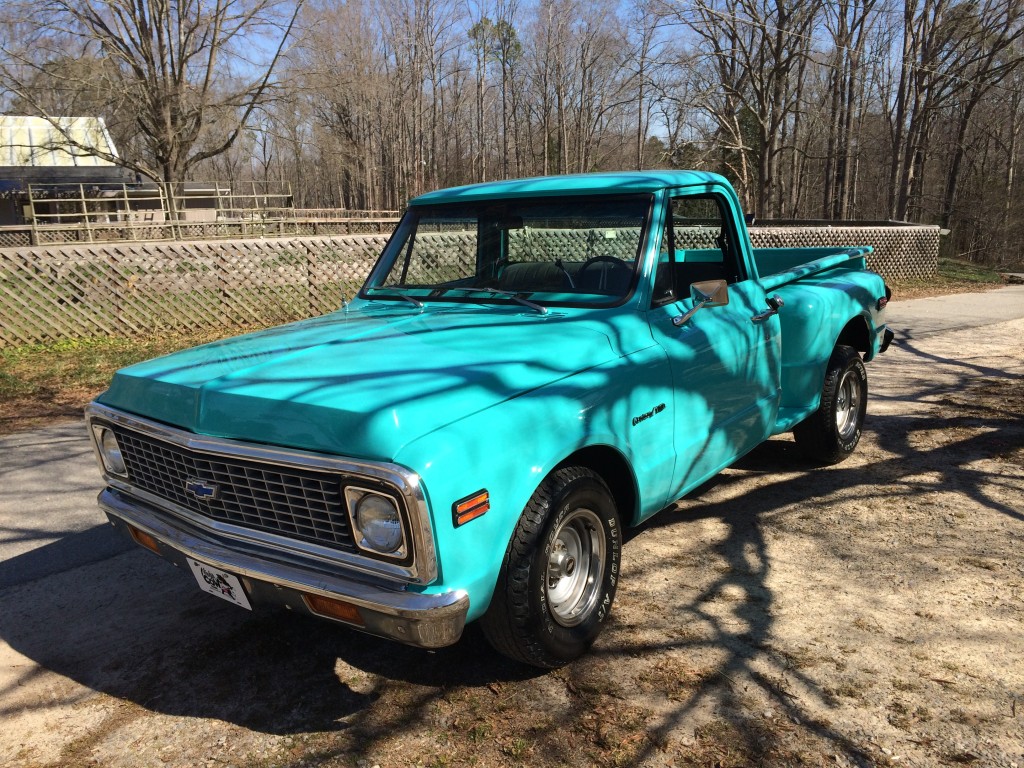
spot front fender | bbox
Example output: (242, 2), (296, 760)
(393, 344), (674, 622)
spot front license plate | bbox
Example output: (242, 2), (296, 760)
(187, 558), (252, 610)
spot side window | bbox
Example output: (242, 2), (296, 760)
(654, 194), (744, 306)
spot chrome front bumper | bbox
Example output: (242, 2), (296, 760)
(99, 487), (469, 649)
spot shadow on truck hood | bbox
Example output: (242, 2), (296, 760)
(98, 303), (618, 460)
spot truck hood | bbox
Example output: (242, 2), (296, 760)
(98, 303), (619, 460)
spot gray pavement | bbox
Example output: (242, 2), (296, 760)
(885, 283), (1024, 339)
(0, 422), (131, 587)
(1, 284), (1023, 591)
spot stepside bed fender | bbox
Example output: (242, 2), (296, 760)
(770, 276), (885, 433)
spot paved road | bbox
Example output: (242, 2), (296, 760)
(2, 284), (1023, 590)
(885, 283), (1024, 339)
(0, 422), (132, 588)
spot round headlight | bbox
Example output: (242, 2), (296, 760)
(355, 493), (404, 554)
(99, 428), (127, 476)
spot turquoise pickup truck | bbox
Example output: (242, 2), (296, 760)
(86, 171), (893, 667)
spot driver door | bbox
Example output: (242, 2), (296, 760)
(648, 191), (782, 501)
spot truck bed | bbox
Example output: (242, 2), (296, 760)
(754, 246), (873, 290)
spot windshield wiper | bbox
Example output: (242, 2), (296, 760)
(473, 288), (547, 314)
(366, 289), (423, 308)
(396, 293), (424, 308)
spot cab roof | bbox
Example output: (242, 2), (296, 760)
(409, 170), (730, 206)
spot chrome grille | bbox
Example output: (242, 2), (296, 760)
(111, 426), (356, 553)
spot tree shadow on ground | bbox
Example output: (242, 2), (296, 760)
(1, 335), (1021, 765)
(0, 539), (539, 736)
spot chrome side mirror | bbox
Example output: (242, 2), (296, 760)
(672, 279), (729, 327)
(691, 279), (729, 307)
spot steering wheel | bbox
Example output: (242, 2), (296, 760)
(577, 255), (630, 292)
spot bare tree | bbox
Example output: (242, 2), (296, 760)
(0, 0), (303, 187)
(624, 0), (669, 170)
(883, 0), (1024, 221)
(19, 0), (1001, 269)
(666, 0), (823, 216)
(937, 1), (1024, 228)
(821, 0), (878, 219)
(300, 0), (385, 209)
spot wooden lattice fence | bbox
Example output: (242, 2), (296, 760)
(0, 219), (400, 249)
(750, 224), (940, 281)
(0, 224), (939, 346)
(0, 236), (386, 345)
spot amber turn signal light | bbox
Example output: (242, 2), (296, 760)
(127, 525), (161, 555)
(303, 593), (365, 625)
(453, 489), (490, 527)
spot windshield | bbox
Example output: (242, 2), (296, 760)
(361, 194), (652, 308)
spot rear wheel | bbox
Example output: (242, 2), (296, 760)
(481, 466), (621, 668)
(794, 345), (868, 465)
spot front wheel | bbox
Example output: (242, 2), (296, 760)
(480, 466), (621, 668)
(793, 345), (868, 465)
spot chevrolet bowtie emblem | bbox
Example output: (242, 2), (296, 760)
(185, 478), (220, 501)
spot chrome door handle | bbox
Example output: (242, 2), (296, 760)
(752, 295), (784, 322)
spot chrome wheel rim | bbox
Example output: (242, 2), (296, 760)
(835, 370), (862, 441)
(546, 508), (606, 627)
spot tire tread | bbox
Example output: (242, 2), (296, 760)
(480, 466), (614, 668)
(794, 345), (867, 465)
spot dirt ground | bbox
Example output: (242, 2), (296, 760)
(1, 317), (1022, 768)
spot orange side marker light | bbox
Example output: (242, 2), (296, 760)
(453, 490), (490, 527)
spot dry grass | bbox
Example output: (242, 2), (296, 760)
(0, 330), (232, 435)
(887, 257), (1007, 300)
